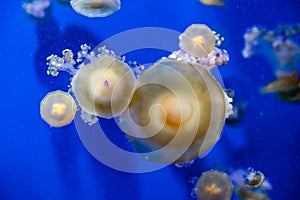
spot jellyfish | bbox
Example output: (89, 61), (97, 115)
(261, 72), (300, 102)
(170, 24), (229, 70)
(22, 0), (51, 19)
(243, 24), (300, 102)
(179, 24), (216, 58)
(194, 170), (233, 200)
(199, 0), (225, 6)
(230, 168), (272, 200)
(117, 58), (232, 163)
(40, 90), (76, 127)
(70, 0), (121, 17)
(71, 53), (136, 119)
(244, 168), (265, 189)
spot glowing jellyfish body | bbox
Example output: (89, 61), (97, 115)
(118, 58), (232, 163)
(70, 0), (120, 17)
(195, 170), (233, 200)
(199, 0), (225, 6)
(71, 54), (136, 119)
(40, 90), (76, 127)
(179, 24), (216, 58)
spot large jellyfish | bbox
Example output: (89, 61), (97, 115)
(70, 0), (121, 17)
(40, 90), (76, 127)
(117, 58), (232, 163)
(117, 24), (232, 163)
(191, 170), (233, 200)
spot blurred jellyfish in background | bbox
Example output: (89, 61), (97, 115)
(190, 170), (233, 200)
(40, 90), (77, 127)
(199, 0), (225, 6)
(230, 167), (272, 200)
(22, 0), (51, 19)
(242, 24), (300, 102)
(70, 0), (121, 17)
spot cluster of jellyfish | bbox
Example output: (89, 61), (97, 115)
(40, 24), (233, 165)
(189, 167), (272, 200)
(38, 19), (275, 199)
(242, 23), (300, 103)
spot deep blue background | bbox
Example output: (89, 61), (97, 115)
(1, 0), (300, 199)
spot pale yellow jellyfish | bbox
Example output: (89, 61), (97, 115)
(195, 170), (233, 200)
(70, 0), (121, 17)
(199, 0), (225, 6)
(40, 90), (76, 127)
(71, 54), (136, 119)
(179, 24), (216, 58)
(117, 58), (232, 163)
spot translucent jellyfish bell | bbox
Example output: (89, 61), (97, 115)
(40, 90), (76, 127)
(179, 24), (216, 58)
(71, 54), (136, 119)
(117, 58), (232, 163)
(70, 0), (121, 17)
(195, 170), (233, 200)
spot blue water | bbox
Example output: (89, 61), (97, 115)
(1, 0), (299, 199)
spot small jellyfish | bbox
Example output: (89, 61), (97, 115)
(194, 170), (233, 200)
(117, 58), (232, 163)
(261, 72), (300, 102)
(199, 0), (225, 6)
(71, 54), (136, 119)
(244, 168), (265, 189)
(179, 24), (216, 58)
(70, 0), (121, 17)
(40, 90), (76, 127)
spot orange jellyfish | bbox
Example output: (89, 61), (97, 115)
(71, 54), (136, 119)
(117, 58), (232, 163)
(179, 24), (216, 58)
(70, 0), (121, 17)
(195, 170), (233, 200)
(40, 90), (76, 127)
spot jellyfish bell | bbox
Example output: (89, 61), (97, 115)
(117, 58), (232, 163)
(40, 90), (76, 127)
(199, 0), (225, 6)
(70, 0), (121, 17)
(195, 170), (233, 200)
(179, 24), (216, 58)
(71, 54), (136, 119)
